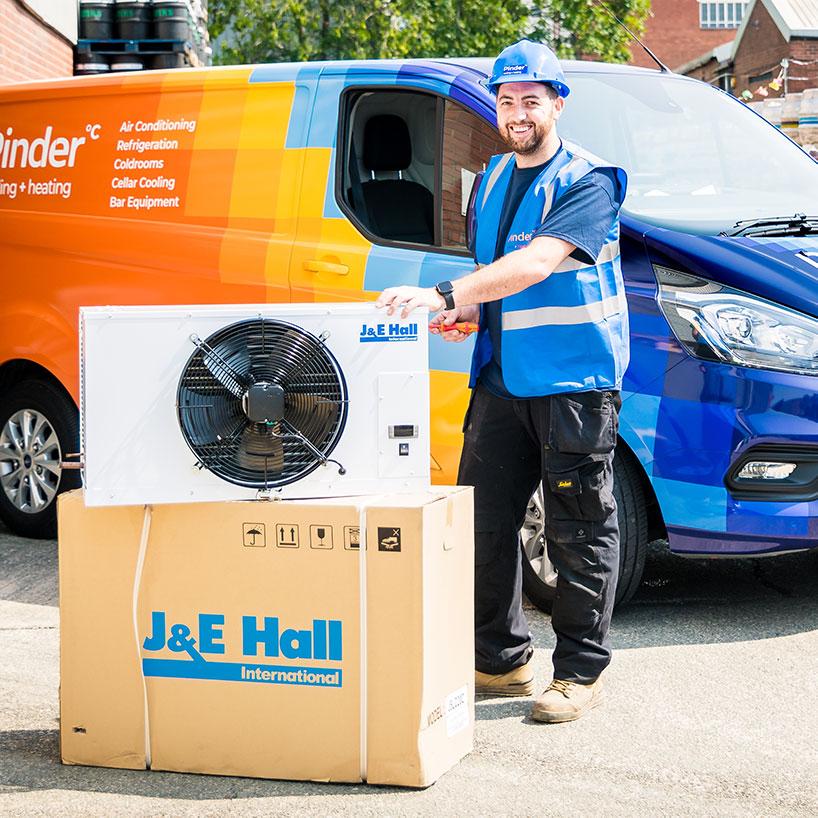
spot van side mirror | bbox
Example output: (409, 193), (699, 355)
(465, 170), (484, 255)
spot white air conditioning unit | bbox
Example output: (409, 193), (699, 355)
(80, 304), (430, 506)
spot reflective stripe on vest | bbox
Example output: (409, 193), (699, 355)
(470, 143), (630, 397)
(503, 292), (626, 331)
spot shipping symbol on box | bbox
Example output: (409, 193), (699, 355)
(378, 527), (401, 552)
(242, 523), (266, 548)
(276, 524), (300, 548)
(343, 526), (360, 550)
(310, 525), (333, 549)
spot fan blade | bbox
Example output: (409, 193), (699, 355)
(201, 348), (247, 399)
(235, 423), (285, 479)
(286, 393), (335, 447)
(178, 393), (244, 446)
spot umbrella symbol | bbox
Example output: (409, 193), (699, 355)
(246, 527), (262, 546)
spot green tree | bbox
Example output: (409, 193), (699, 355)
(531, 0), (652, 64)
(209, 0), (650, 66)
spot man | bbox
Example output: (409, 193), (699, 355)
(376, 39), (628, 723)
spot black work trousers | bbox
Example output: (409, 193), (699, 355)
(458, 383), (620, 684)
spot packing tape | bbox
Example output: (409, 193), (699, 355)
(356, 500), (369, 782)
(133, 504), (153, 769)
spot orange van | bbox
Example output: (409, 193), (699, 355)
(0, 63), (489, 538)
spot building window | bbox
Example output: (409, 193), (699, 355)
(715, 74), (735, 92)
(748, 71), (773, 85)
(699, 2), (747, 29)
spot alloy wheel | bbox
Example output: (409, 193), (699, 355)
(0, 409), (62, 514)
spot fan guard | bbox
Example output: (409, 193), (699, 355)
(177, 318), (348, 489)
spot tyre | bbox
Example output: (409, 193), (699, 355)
(521, 448), (648, 613)
(0, 379), (80, 539)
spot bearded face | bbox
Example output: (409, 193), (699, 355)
(496, 82), (563, 158)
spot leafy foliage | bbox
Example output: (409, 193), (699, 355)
(208, 0), (651, 66)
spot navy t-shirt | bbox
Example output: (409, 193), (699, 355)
(478, 149), (620, 398)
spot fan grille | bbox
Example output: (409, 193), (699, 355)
(177, 318), (348, 488)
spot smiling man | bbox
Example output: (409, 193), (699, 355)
(376, 40), (629, 723)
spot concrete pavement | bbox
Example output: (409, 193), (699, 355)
(1, 520), (817, 817)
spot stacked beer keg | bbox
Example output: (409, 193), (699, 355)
(75, 0), (211, 75)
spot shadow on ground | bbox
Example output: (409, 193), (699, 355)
(526, 540), (818, 651)
(0, 729), (406, 800)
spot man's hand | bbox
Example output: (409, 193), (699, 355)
(376, 286), (445, 318)
(430, 305), (481, 343)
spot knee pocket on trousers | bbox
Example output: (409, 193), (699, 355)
(549, 538), (605, 617)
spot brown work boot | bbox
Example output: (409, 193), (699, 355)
(530, 677), (604, 723)
(475, 662), (535, 697)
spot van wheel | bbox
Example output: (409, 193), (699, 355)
(521, 448), (648, 613)
(0, 380), (80, 539)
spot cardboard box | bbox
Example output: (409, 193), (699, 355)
(58, 487), (474, 788)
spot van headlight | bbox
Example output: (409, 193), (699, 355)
(654, 266), (818, 375)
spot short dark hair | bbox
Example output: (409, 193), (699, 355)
(542, 83), (559, 100)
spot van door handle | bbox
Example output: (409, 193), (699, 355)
(303, 260), (349, 276)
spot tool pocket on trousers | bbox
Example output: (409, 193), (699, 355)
(546, 457), (615, 524)
(545, 535), (605, 616)
(548, 391), (617, 455)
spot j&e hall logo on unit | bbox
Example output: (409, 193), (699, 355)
(141, 611), (344, 687)
(359, 322), (419, 342)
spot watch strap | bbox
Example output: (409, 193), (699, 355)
(435, 280), (455, 310)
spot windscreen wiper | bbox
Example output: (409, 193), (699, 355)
(721, 213), (818, 238)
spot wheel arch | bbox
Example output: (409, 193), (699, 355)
(615, 434), (666, 544)
(0, 359), (78, 412)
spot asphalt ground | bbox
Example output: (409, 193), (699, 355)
(1, 518), (817, 817)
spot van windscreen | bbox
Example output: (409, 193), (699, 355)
(557, 73), (818, 235)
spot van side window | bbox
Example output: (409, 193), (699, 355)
(440, 101), (506, 251)
(340, 90), (438, 247)
(339, 90), (504, 253)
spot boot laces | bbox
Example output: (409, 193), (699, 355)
(547, 679), (576, 698)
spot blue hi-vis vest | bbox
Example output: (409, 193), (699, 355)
(470, 143), (630, 398)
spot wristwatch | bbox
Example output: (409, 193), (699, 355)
(435, 280), (455, 310)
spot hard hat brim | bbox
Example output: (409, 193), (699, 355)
(485, 75), (570, 98)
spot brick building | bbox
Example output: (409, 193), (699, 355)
(678, 0), (818, 95)
(629, 1), (749, 70)
(0, 0), (77, 83)
(732, 0), (818, 94)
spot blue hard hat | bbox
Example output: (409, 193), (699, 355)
(485, 39), (570, 98)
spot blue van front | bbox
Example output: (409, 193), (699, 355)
(448, 58), (818, 558)
(554, 63), (818, 557)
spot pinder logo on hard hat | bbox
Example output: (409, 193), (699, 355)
(504, 63), (527, 75)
